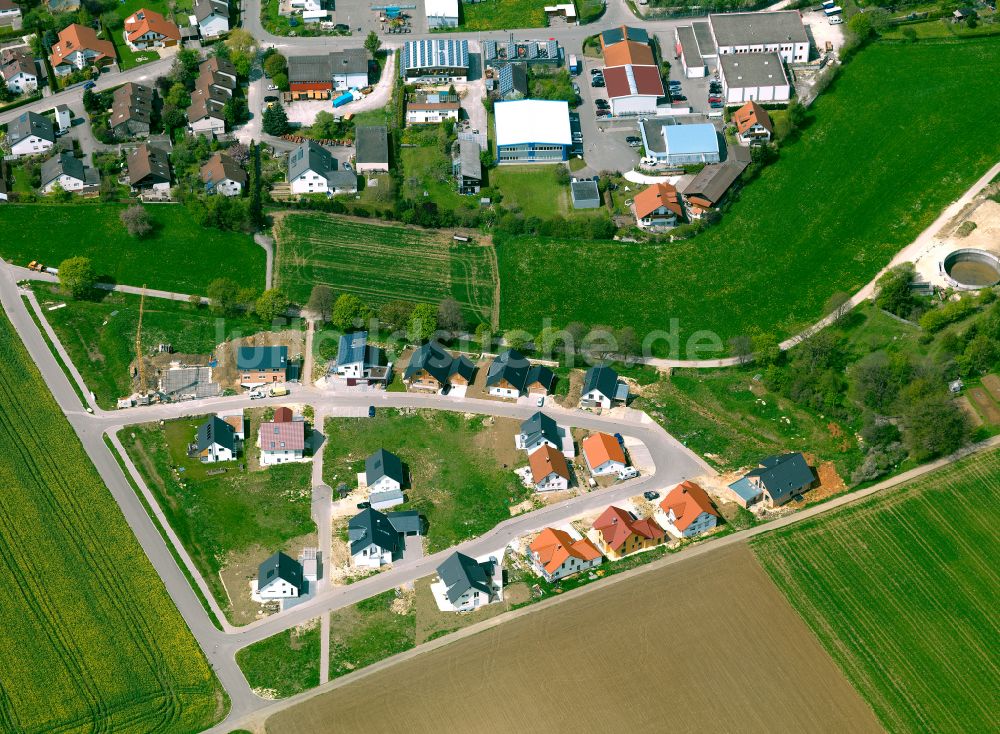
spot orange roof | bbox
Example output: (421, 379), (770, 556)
(528, 444), (570, 484)
(733, 100), (773, 136)
(49, 23), (116, 68)
(529, 527), (602, 574)
(593, 505), (664, 550)
(659, 481), (719, 532)
(633, 182), (683, 220)
(124, 8), (181, 43)
(602, 40), (655, 67)
(582, 432), (626, 469)
(222, 414), (244, 433)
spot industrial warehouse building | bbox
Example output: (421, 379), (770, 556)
(719, 52), (790, 104)
(639, 121), (721, 166)
(400, 39), (470, 81)
(709, 11), (809, 64)
(494, 99), (572, 164)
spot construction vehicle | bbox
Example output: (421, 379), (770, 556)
(27, 260), (44, 272)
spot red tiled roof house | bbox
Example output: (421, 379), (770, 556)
(656, 481), (719, 539)
(528, 527), (603, 582)
(591, 505), (665, 559)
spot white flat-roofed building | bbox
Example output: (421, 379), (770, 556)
(719, 52), (790, 104)
(494, 99), (572, 164)
(425, 0), (458, 28)
(709, 11), (809, 64)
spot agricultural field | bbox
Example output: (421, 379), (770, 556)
(0, 204), (265, 294)
(497, 39), (1000, 354)
(274, 213), (498, 324)
(323, 409), (530, 551)
(264, 544), (880, 733)
(0, 309), (225, 732)
(121, 413), (315, 623)
(455, 0), (547, 30)
(35, 286), (273, 409)
(754, 447), (1000, 733)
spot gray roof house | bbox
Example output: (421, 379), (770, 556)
(436, 551), (498, 607)
(349, 508), (421, 565)
(354, 125), (389, 173)
(519, 411), (561, 451)
(453, 138), (482, 195)
(581, 365), (629, 408)
(728, 452), (814, 508)
(365, 448), (404, 488)
(486, 349), (555, 396)
(196, 415), (236, 454)
(403, 341), (476, 390)
(257, 551), (304, 596)
(40, 151), (99, 193)
(7, 111), (55, 156)
(570, 179), (601, 209)
(288, 140), (357, 195)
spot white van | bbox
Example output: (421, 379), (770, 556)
(640, 156), (658, 168)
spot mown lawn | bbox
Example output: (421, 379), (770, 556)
(0, 308), (225, 732)
(36, 286), (273, 409)
(236, 620), (322, 698)
(497, 39), (1000, 355)
(274, 213), (497, 323)
(753, 447), (1000, 734)
(455, 0), (547, 30)
(121, 414), (315, 614)
(323, 409), (531, 551)
(0, 203), (266, 294)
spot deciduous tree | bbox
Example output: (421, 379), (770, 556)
(58, 256), (96, 299)
(307, 284), (335, 322)
(255, 289), (288, 322)
(120, 205), (152, 238)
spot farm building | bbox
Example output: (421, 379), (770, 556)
(633, 181), (683, 229)
(237, 345), (288, 386)
(288, 140), (357, 195)
(709, 10), (809, 63)
(639, 120), (721, 166)
(365, 448), (404, 494)
(400, 39), (470, 82)
(719, 53), (789, 105)
(528, 528), (603, 582)
(680, 146), (751, 219)
(425, 0), (458, 28)
(40, 151), (99, 195)
(655, 481), (719, 538)
(486, 349), (555, 398)
(571, 179), (601, 209)
(432, 551), (503, 612)
(580, 365), (629, 409)
(7, 111), (54, 158)
(494, 99), (572, 164)
(355, 125), (389, 173)
(256, 552), (303, 600)
(403, 341), (475, 393)
(582, 432), (628, 477)
(733, 100), (773, 144)
(727, 452), (815, 508)
(201, 152), (246, 196)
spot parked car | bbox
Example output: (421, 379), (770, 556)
(591, 78), (605, 87)
(83, 81), (96, 90)
(572, 81), (581, 94)
(595, 99), (609, 108)
(625, 135), (641, 145)
(668, 80), (682, 87)
(708, 96), (722, 103)
(264, 95), (279, 103)
(536, 396), (545, 407)
(709, 102), (724, 108)
(829, 15), (843, 23)
(267, 83), (278, 91)
(368, 405), (376, 417)
(590, 67), (603, 75)
(672, 94), (687, 101)
(614, 433), (624, 445)
(596, 109), (611, 117)
(356, 501), (371, 509)
(643, 491), (659, 501)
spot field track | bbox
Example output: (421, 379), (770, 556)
(274, 214), (497, 323)
(0, 309), (222, 733)
(754, 448), (1000, 733)
(265, 544), (880, 733)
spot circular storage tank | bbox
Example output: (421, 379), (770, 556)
(942, 248), (1000, 290)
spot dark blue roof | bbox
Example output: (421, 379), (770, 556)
(196, 415), (235, 452)
(337, 331), (368, 364)
(583, 365), (620, 399)
(237, 346), (288, 371)
(366, 448), (404, 484)
(436, 551), (494, 604)
(746, 453), (813, 503)
(257, 551), (303, 589)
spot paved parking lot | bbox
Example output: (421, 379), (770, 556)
(573, 55), (641, 173)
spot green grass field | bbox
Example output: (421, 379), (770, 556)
(236, 620), (321, 698)
(36, 286), (272, 409)
(121, 414), (315, 616)
(0, 204), (266, 294)
(497, 39), (1000, 354)
(0, 308), (225, 731)
(492, 166), (604, 220)
(753, 448), (1000, 733)
(455, 0), (547, 30)
(274, 213), (497, 323)
(323, 410), (530, 551)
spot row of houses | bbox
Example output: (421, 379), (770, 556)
(194, 405), (308, 466)
(187, 55), (238, 138)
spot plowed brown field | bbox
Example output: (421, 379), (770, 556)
(266, 544), (881, 734)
